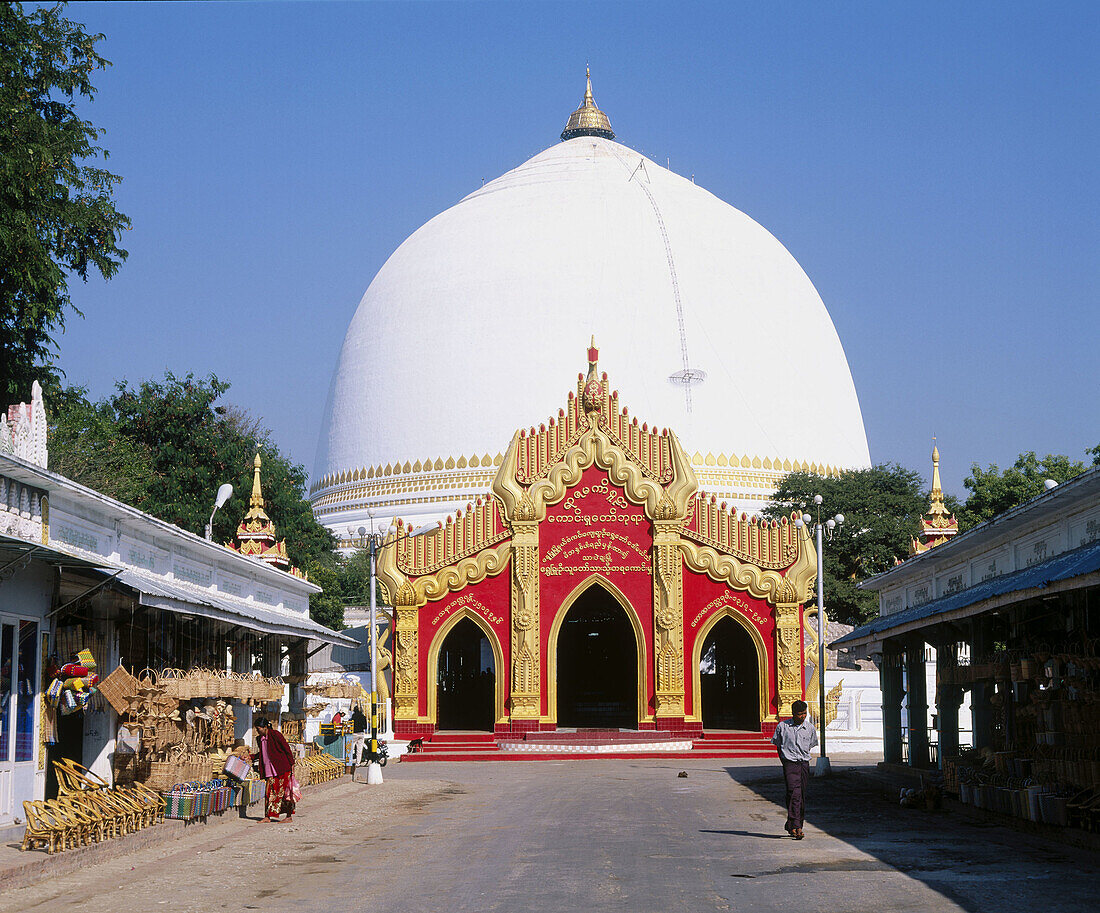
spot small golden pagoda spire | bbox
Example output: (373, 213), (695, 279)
(224, 453), (306, 577)
(561, 66), (615, 141)
(910, 439), (959, 555)
(244, 453), (270, 521)
(929, 442), (944, 507)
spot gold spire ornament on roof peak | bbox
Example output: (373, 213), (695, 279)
(909, 441), (959, 556)
(561, 66), (615, 142)
(249, 453), (266, 511)
(225, 452), (305, 577)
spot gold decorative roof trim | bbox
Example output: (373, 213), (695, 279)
(312, 450), (837, 499)
(377, 539), (512, 607)
(679, 525), (816, 607)
(683, 494), (800, 569)
(311, 453), (504, 494)
(494, 414), (697, 526)
(395, 496), (510, 576)
(512, 374), (674, 488)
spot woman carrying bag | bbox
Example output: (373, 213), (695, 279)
(252, 717), (300, 822)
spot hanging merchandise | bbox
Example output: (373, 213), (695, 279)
(45, 678), (63, 707)
(48, 648), (103, 718)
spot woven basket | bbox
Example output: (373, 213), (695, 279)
(160, 668), (189, 700)
(217, 671), (232, 698)
(97, 664), (139, 715)
(192, 668), (215, 700)
(146, 759), (186, 791)
(156, 717), (186, 751)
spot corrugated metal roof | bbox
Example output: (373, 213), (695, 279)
(834, 538), (1100, 647)
(110, 566), (357, 647)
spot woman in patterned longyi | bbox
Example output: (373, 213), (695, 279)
(252, 717), (298, 822)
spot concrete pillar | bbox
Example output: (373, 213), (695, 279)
(905, 636), (930, 768)
(288, 639), (307, 716)
(881, 641), (905, 765)
(969, 618), (993, 750)
(232, 638), (253, 744)
(935, 639), (962, 764)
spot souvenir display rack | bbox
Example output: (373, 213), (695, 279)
(942, 637), (1100, 830)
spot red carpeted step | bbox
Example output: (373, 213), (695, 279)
(424, 732), (496, 744)
(401, 748), (777, 762)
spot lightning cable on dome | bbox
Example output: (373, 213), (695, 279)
(607, 145), (702, 412)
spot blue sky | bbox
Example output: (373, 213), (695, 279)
(52, 2), (1098, 497)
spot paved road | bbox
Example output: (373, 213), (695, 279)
(3, 759), (1097, 912)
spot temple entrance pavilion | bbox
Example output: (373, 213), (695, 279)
(377, 345), (817, 744)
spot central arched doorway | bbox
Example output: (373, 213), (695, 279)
(699, 616), (760, 730)
(436, 617), (495, 731)
(556, 586), (637, 728)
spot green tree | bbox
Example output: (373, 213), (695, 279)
(763, 465), (928, 626)
(47, 374), (341, 626)
(0, 2), (130, 400)
(304, 560), (345, 632)
(959, 451), (1088, 529)
(337, 547), (387, 608)
(48, 383), (150, 505)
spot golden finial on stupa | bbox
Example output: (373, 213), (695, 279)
(930, 439), (943, 503)
(561, 66), (615, 141)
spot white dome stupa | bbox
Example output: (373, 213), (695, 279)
(311, 73), (870, 540)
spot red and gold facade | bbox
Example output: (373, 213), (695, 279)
(377, 347), (817, 738)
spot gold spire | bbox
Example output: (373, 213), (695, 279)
(561, 66), (615, 141)
(225, 452), (304, 576)
(930, 442), (943, 503)
(245, 453), (270, 521)
(910, 440), (958, 555)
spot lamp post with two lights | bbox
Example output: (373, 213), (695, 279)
(349, 519), (438, 782)
(794, 495), (844, 776)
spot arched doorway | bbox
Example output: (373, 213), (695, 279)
(699, 616), (760, 730)
(556, 586), (637, 728)
(436, 618), (495, 731)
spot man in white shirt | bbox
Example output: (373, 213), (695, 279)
(770, 699), (818, 839)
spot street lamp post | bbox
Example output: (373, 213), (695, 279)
(351, 519), (438, 784)
(795, 495), (844, 777)
(204, 483), (234, 541)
